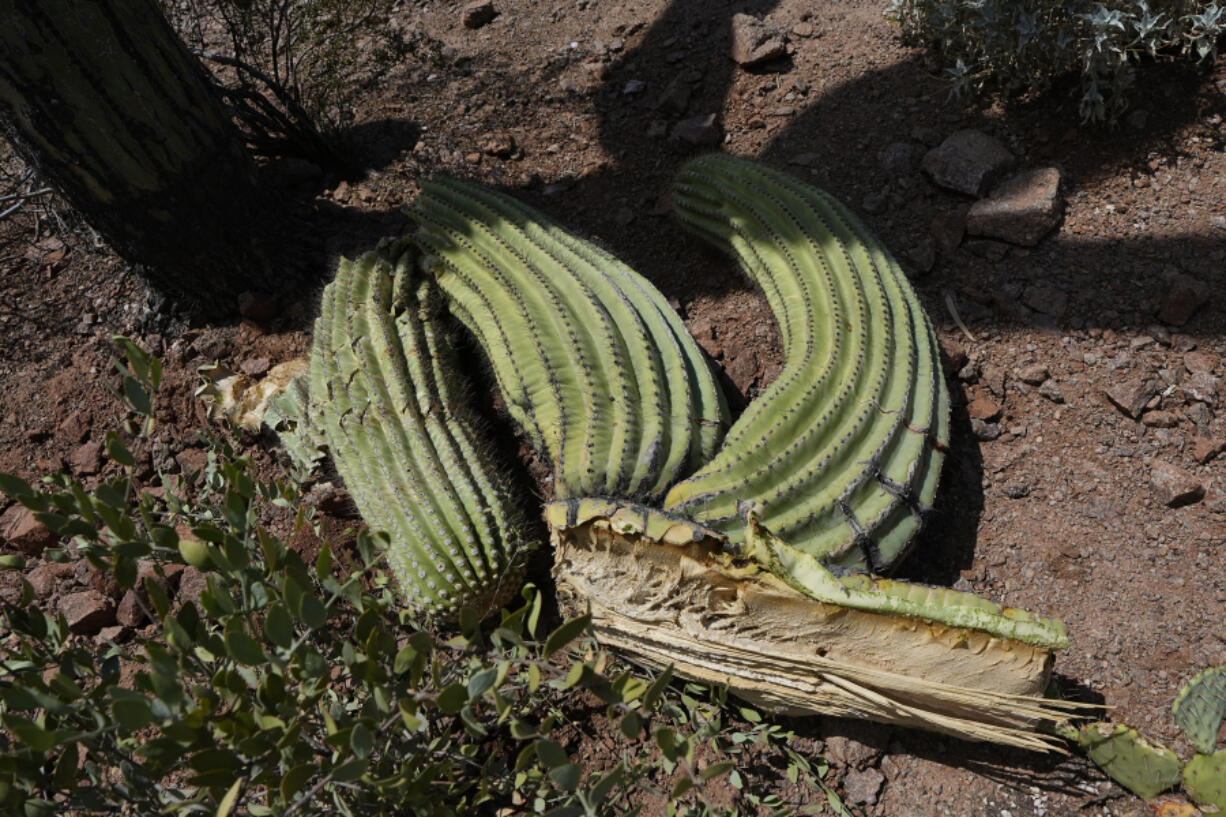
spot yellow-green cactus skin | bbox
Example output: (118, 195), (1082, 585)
(661, 155), (951, 573)
(308, 239), (535, 619)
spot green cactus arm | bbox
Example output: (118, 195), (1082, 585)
(308, 243), (535, 618)
(409, 178), (729, 502)
(1173, 665), (1226, 755)
(662, 154), (949, 572)
(1071, 723), (1183, 801)
(732, 511), (1067, 649)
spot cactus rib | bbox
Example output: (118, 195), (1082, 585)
(308, 241), (534, 618)
(409, 178), (729, 502)
(661, 155), (950, 572)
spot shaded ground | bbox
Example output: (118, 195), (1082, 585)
(1, 0), (1224, 814)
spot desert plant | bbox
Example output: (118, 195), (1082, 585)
(0, 338), (846, 816)
(885, 0), (1226, 121)
(160, 0), (412, 161)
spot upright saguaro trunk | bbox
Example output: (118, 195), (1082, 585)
(0, 0), (284, 318)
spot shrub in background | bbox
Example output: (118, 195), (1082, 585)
(0, 339), (846, 816)
(886, 0), (1225, 120)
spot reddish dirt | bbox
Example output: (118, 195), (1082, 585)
(2, 1), (1225, 814)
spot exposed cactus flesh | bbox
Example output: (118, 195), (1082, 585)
(551, 502), (1080, 750)
(409, 179), (730, 502)
(308, 240), (536, 619)
(1174, 665), (1226, 755)
(1183, 748), (1226, 811)
(662, 155), (950, 573)
(1073, 722), (1183, 801)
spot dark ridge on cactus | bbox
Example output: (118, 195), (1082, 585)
(661, 154), (950, 574)
(407, 178), (730, 504)
(307, 239), (536, 620)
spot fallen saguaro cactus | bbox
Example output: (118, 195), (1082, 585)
(291, 156), (1084, 748)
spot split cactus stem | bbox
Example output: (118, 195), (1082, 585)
(662, 154), (951, 573)
(308, 239), (534, 619)
(408, 178), (730, 503)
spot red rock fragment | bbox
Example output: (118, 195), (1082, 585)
(1150, 461), (1205, 507)
(0, 505), (57, 556)
(59, 590), (116, 634)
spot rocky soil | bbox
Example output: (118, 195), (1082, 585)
(2, 1), (1224, 814)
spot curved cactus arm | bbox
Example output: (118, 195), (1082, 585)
(735, 510), (1068, 649)
(308, 241), (535, 619)
(662, 154), (949, 573)
(1173, 665), (1226, 755)
(408, 178), (729, 502)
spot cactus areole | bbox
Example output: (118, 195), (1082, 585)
(301, 156), (1077, 747)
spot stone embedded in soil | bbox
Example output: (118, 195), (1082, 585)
(655, 76), (691, 115)
(729, 13), (787, 67)
(1022, 283), (1067, 317)
(239, 357), (271, 377)
(480, 132), (516, 158)
(177, 566), (209, 608)
(971, 418), (1002, 441)
(671, 113), (721, 146)
(0, 504), (57, 556)
(1142, 410), (1179, 428)
(879, 141), (922, 175)
(1105, 377), (1160, 419)
(1150, 461), (1205, 507)
(965, 167), (1063, 246)
(930, 208), (967, 254)
(69, 440), (103, 476)
(116, 589), (147, 627)
(905, 237), (936, 274)
(1185, 350), (1218, 374)
(966, 396), (1002, 421)
(920, 129), (1014, 196)
(27, 562), (73, 598)
(461, 0), (497, 29)
(1157, 273), (1209, 326)
(843, 767), (885, 806)
(1184, 372), (1221, 407)
(1038, 379), (1065, 403)
(1191, 436), (1224, 464)
(59, 589), (116, 635)
(57, 410), (88, 443)
(1017, 363), (1049, 385)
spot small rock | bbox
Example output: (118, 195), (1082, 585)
(461, 0), (497, 29)
(1017, 363), (1049, 385)
(861, 190), (888, 215)
(480, 133), (516, 158)
(939, 338), (968, 374)
(623, 79), (646, 95)
(116, 589), (147, 627)
(788, 153), (822, 168)
(726, 351), (759, 392)
(176, 566), (209, 608)
(729, 13), (787, 67)
(843, 767), (885, 806)
(1142, 410), (1179, 428)
(905, 238), (936, 274)
(1184, 350), (1218, 374)
(966, 396), (1002, 421)
(1184, 372), (1220, 406)
(654, 76), (691, 115)
(971, 419), (1002, 441)
(1105, 378), (1160, 419)
(1038, 380), (1065, 403)
(920, 129), (1014, 196)
(0, 505), (57, 556)
(1157, 274), (1209, 326)
(95, 624), (128, 644)
(981, 364), (1007, 397)
(239, 357), (271, 377)
(1023, 285), (1067, 317)
(930, 208), (966, 254)
(1150, 461), (1204, 507)
(823, 730), (886, 769)
(69, 441), (103, 476)
(175, 447), (209, 476)
(27, 562), (71, 598)
(1002, 480), (1031, 498)
(792, 22), (815, 37)
(879, 142), (921, 175)
(1191, 436), (1224, 464)
(965, 239), (1009, 261)
(614, 206), (634, 227)
(965, 167), (1063, 246)
(59, 590), (116, 635)
(1187, 402), (1214, 427)
(671, 114), (720, 146)
(57, 410), (89, 444)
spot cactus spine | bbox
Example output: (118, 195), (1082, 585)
(661, 154), (950, 573)
(409, 178), (730, 502)
(308, 240), (534, 619)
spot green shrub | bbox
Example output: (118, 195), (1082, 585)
(0, 339), (847, 816)
(886, 0), (1225, 120)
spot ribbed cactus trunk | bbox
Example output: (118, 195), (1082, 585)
(0, 0), (285, 319)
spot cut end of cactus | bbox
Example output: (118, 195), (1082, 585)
(550, 504), (1082, 751)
